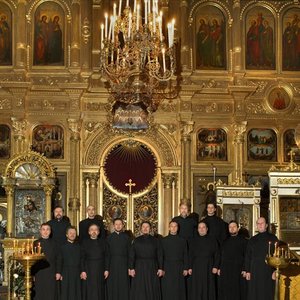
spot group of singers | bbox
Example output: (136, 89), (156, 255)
(31, 202), (278, 300)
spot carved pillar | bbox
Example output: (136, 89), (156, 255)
(16, 0), (26, 68)
(5, 186), (14, 237)
(70, 0), (80, 68)
(172, 174), (179, 216)
(180, 121), (194, 203)
(232, 0), (242, 72)
(68, 118), (82, 225)
(86, 172), (100, 213)
(180, 0), (189, 70)
(44, 186), (54, 221)
(232, 121), (247, 185)
(162, 173), (175, 235)
(81, 1), (92, 71)
(11, 117), (27, 154)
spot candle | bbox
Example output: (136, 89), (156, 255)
(145, 0), (148, 25)
(101, 24), (104, 49)
(274, 242), (277, 257)
(153, 6), (156, 33)
(112, 18), (115, 43)
(268, 241), (271, 257)
(113, 3), (117, 17)
(134, 0), (137, 13)
(128, 12), (132, 38)
(167, 22), (172, 48)
(287, 244), (290, 258)
(37, 242), (41, 254)
(13, 239), (16, 249)
(162, 48), (166, 73)
(136, 4), (140, 31)
(126, 0), (129, 7)
(105, 13), (108, 38)
(159, 12), (163, 41)
(118, 0), (122, 16)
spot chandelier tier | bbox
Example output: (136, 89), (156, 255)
(100, 0), (176, 112)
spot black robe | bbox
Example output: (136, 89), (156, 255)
(106, 231), (131, 300)
(202, 214), (228, 245)
(171, 215), (197, 240)
(47, 217), (71, 246)
(79, 216), (105, 242)
(81, 238), (108, 300)
(129, 234), (163, 300)
(188, 235), (220, 300)
(161, 234), (188, 300)
(245, 231), (278, 300)
(32, 238), (59, 300)
(218, 235), (248, 300)
(57, 241), (81, 300)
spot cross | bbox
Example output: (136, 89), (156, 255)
(125, 179), (136, 195)
(288, 149), (295, 163)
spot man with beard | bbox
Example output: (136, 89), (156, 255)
(129, 221), (163, 300)
(57, 226), (81, 300)
(32, 223), (60, 300)
(47, 206), (71, 246)
(218, 221), (248, 300)
(79, 205), (105, 241)
(245, 217), (278, 300)
(106, 218), (131, 300)
(161, 221), (188, 300)
(81, 224), (109, 300)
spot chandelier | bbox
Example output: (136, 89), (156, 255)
(100, 0), (176, 113)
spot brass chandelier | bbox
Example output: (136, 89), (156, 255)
(100, 0), (176, 112)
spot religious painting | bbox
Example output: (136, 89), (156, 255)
(267, 87), (291, 111)
(138, 205), (153, 220)
(32, 125), (64, 159)
(195, 5), (226, 70)
(107, 205), (123, 220)
(112, 101), (149, 131)
(282, 8), (300, 71)
(34, 2), (64, 66)
(0, 3), (12, 65)
(245, 7), (275, 69)
(0, 124), (10, 159)
(15, 189), (46, 237)
(247, 128), (277, 161)
(283, 129), (300, 162)
(196, 128), (227, 161)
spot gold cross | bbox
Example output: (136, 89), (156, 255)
(125, 179), (136, 195)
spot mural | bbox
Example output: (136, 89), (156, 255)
(246, 7), (275, 69)
(32, 125), (64, 159)
(268, 87), (291, 111)
(195, 5), (226, 69)
(283, 129), (300, 162)
(0, 3), (12, 65)
(279, 197), (300, 230)
(197, 128), (227, 161)
(34, 2), (64, 65)
(0, 124), (10, 159)
(282, 8), (300, 71)
(247, 128), (277, 161)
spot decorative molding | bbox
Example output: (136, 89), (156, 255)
(82, 18), (91, 44)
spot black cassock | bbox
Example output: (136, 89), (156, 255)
(161, 234), (188, 300)
(245, 231), (278, 300)
(189, 235), (219, 300)
(171, 215), (197, 240)
(129, 234), (163, 300)
(218, 235), (248, 300)
(32, 238), (59, 300)
(202, 215), (228, 245)
(106, 231), (131, 300)
(47, 217), (71, 246)
(57, 241), (81, 300)
(81, 238), (108, 300)
(79, 216), (105, 242)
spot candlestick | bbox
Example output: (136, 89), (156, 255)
(136, 4), (140, 31)
(126, 0), (129, 7)
(268, 241), (271, 257)
(113, 3), (117, 17)
(101, 24), (104, 49)
(134, 0), (137, 13)
(105, 13), (108, 38)
(128, 12), (132, 38)
(144, 0), (148, 25)
(118, 0), (122, 16)
(162, 48), (166, 73)
(274, 242), (277, 257)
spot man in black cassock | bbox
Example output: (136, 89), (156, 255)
(47, 206), (71, 246)
(32, 223), (60, 300)
(202, 202), (228, 245)
(188, 221), (219, 300)
(106, 218), (131, 300)
(218, 221), (248, 300)
(81, 224), (109, 300)
(172, 202), (197, 240)
(79, 205), (105, 242)
(245, 217), (278, 300)
(129, 221), (163, 300)
(161, 221), (188, 300)
(57, 226), (81, 300)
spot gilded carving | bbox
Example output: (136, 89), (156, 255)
(10, 117), (27, 136)
(277, 178), (300, 184)
(162, 173), (176, 189)
(82, 18), (91, 44)
(233, 121), (247, 143)
(246, 103), (267, 114)
(0, 99), (11, 110)
(68, 118), (82, 141)
(221, 190), (255, 198)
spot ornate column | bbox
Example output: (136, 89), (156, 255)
(232, 0), (242, 72)
(4, 186), (14, 237)
(180, 0), (190, 70)
(10, 117), (27, 154)
(86, 172), (100, 213)
(81, 0), (92, 71)
(43, 186), (54, 221)
(16, 0), (26, 68)
(232, 121), (247, 185)
(180, 121), (194, 203)
(162, 173), (175, 235)
(70, 0), (80, 68)
(68, 118), (82, 226)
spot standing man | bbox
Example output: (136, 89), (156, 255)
(32, 223), (60, 300)
(172, 202), (197, 240)
(202, 202), (228, 245)
(57, 226), (81, 300)
(245, 217), (278, 300)
(161, 221), (189, 300)
(80, 224), (109, 300)
(218, 221), (248, 300)
(106, 218), (131, 300)
(79, 205), (105, 241)
(47, 206), (71, 246)
(129, 221), (163, 300)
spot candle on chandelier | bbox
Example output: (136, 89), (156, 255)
(162, 48), (166, 73)
(101, 24), (104, 49)
(126, 0), (129, 7)
(153, 4), (156, 33)
(268, 241), (271, 256)
(118, 0), (122, 16)
(274, 242), (277, 257)
(144, 0), (148, 25)
(136, 4), (140, 31)
(134, 0), (137, 13)
(128, 12), (132, 38)
(113, 3), (117, 17)
(105, 13), (108, 38)
(158, 13), (163, 41)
